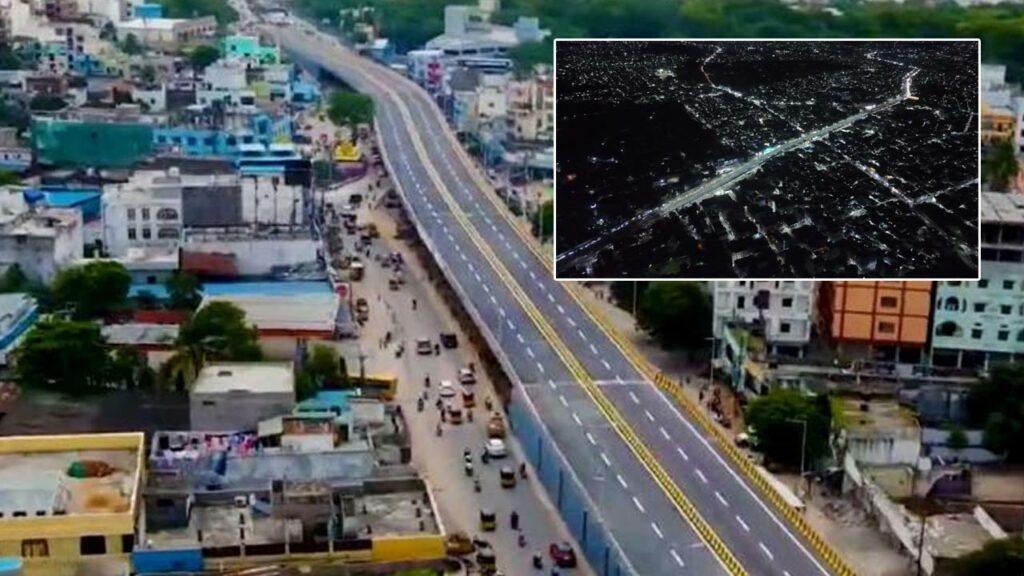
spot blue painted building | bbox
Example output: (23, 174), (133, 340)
(133, 3), (164, 18)
(152, 113), (293, 157)
(0, 293), (39, 366)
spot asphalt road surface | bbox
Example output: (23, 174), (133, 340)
(265, 18), (838, 576)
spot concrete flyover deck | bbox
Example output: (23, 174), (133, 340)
(270, 20), (853, 576)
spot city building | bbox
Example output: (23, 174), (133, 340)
(0, 193), (83, 283)
(980, 63), (1024, 153)
(713, 281), (816, 356)
(932, 192), (1024, 368)
(0, 432), (144, 576)
(189, 362), (296, 431)
(196, 59), (256, 111)
(115, 15), (216, 51)
(198, 293), (343, 358)
(426, 2), (548, 58)
(506, 74), (552, 143)
(102, 322), (178, 368)
(101, 169), (189, 257)
(819, 281), (933, 364)
(221, 34), (280, 65)
(0, 128), (31, 173)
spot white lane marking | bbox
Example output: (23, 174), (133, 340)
(589, 344), (599, 355)
(784, 572), (792, 576)
(516, 333), (525, 344)
(526, 347), (535, 358)
(670, 549), (685, 568)
(737, 516), (750, 532)
(498, 306), (505, 316)
(482, 284), (490, 293)
(506, 319), (514, 331)
(546, 293), (555, 303)
(578, 329), (587, 340)
(571, 412), (582, 426)
(616, 375), (624, 383)
(759, 542), (775, 561)
(601, 359), (612, 370)
(695, 469), (707, 483)
(629, 392), (640, 404)
(548, 379), (556, 390)
(473, 272), (481, 282)
(715, 491), (729, 507)
(600, 452), (612, 467)
(644, 410), (655, 422)
(677, 447), (690, 461)
(557, 305), (565, 314)
(659, 427), (671, 441)
(632, 496), (646, 513)
(585, 432), (596, 445)
(529, 270), (536, 280)
(651, 522), (663, 539)
(653, 384), (831, 575)
(616, 474), (628, 489)
(567, 318), (577, 327)
(536, 362), (545, 374)
(558, 395), (568, 408)
(459, 252), (467, 261)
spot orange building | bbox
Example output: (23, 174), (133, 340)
(818, 282), (933, 363)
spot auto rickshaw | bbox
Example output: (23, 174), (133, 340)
(476, 543), (497, 575)
(500, 466), (517, 489)
(462, 389), (476, 409)
(479, 509), (496, 532)
(448, 406), (464, 425)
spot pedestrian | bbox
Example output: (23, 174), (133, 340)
(385, 331), (392, 344)
(510, 510), (519, 531)
(412, 298), (418, 310)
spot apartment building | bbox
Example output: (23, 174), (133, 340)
(712, 281), (816, 356)
(818, 281), (933, 364)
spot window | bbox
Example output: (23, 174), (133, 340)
(972, 328), (983, 339)
(141, 208), (150, 220)
(974, 302), (986, 313)
(943, 297), (960, 311)
(142, 227), (151, 240)
(878, 321), (895, 334)
(1005, 279), (1015, 290)
(880, 296), (898, 308)
(127, 208), (136, 220)
(21, 539), (48, 557)
(127, 227), (136, 240)
(80, 535), (106, 555)
(120, 534), (134, 554)
(998, 330), (1010, 341)
(1003, 305), (1013, 315)
(156, 208), (178, 220)
(781, 297), (793, 308)
(978, 278), (989, 289)
(187, 136), (197, 146)
(779, 322), (791, 334)
(736, 296), (745, 309)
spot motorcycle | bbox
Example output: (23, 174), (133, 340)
(464, 462), (474, 477)
(417, 397), (424, 412)
(435, 423), (443, 437)
(532, 554), (543, 570)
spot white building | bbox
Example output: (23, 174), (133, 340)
(102, 171), (187, 257)
(133, 84), (167, 112)
(475, 72), (508, 122)
(713, 281), (816, 355)
(197, 60), (256, 111)
(506, 75), (552, 142)
(0, 190), (83, 284)
(426, 3), (548, 58)
(981, 63), (1024, 154)
(115, 16), (216, 51)
(190, 362), (296, 432)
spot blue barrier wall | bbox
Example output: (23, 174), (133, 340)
(507, 388), (629, 576)
(132, 548), (204, 574)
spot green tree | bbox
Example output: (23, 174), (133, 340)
(120, 33), (143, 55)
(108, 346), (152, 389)
(0, 99), (30, 134)
(745, 389), (831, 468)
(508, 39), (553, 76)
(52, 261), (132, 319)
(636, 282), (712, 348)
(28, 94), (67, 112)
(948, 537), (1024, 576)
(298, 344), (346, 400)
(983, 139), (1019, 191)
(0, 171), (20, 186)
(15, 320), (109, 393)
(969, 363), (1024, 460)
(947, 424), (968, 454)
(140, 64), (157, 84)
(0, 264), (29, 293)
(165, 271), (202, 311)
(189, 44), (220, 74)
(160, 0), (237, 25)
(610, 281), (649, 313)
(327, 91), (374, 127)
(0, 48), (22, 70)
(532, 200), (553, 240)
(160, 301), (262, 388)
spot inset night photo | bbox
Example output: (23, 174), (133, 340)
(554, 40), (980, 280)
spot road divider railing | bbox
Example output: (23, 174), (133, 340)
(653, 373), (857, 576)
(366, 62), (747, 576)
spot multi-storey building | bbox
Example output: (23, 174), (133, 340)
(506, 74), (552, 143)
(980, 63), (1024, 154)
(712, 281), (816, 356)
(0, 432), (143, 576)
(818, 281), (933, 364)
(932, 192), (1024, 369)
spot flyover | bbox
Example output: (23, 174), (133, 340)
(269, 19), (853, 576)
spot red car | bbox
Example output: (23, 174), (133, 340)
(549, 541), (577, 568)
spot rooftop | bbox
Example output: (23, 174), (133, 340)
(200, 293), (339, 333)
(117, 17), (189, 31)
(980, 191), (1024, 226)
(192, 362), (294, 395)
(835, 398), (919, 439)
(0, 433), (143, 523)
(102, 323), (179, 347)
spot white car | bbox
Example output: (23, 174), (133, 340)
(485, 438), (507, 458)
(458, 368), (476, 385)
(438, 380), (456, 399)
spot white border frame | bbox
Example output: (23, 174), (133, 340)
(551, 38), (983, 282)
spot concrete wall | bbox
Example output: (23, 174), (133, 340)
(190, 391), (295, 432)
(183, 237), (316, 276)
(847, 435), (921, 466)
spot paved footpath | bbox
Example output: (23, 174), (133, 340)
(330, 174), (593, 576)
